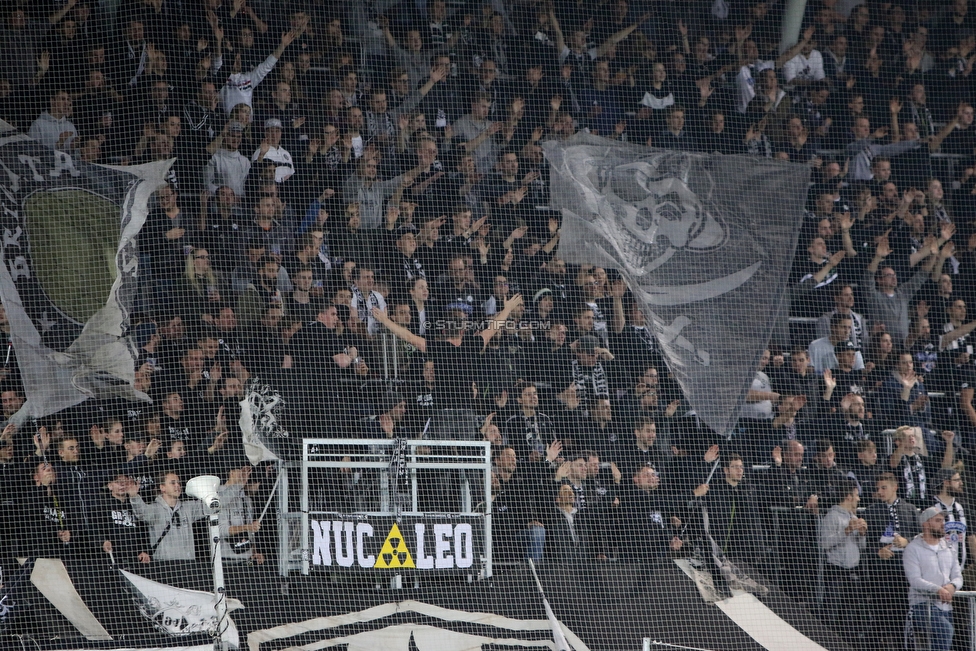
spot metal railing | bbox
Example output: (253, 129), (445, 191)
(298, 438), (494, 578)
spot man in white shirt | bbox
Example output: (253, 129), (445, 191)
(215, 27), (303, 114)
(29, 90), (78, 151)
(252, 119), (294, 184)
(782, 39), (825, 86)
(735, 39), (774, 114)
(809, 313), (865, 373)
(205, 121), (251, 197)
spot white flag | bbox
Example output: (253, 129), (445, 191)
(240, 380), (288, 465)
(119, 569), (243, 648)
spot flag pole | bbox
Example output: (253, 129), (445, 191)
(527, 559), (572, 651)
(256, 463), (284, 525)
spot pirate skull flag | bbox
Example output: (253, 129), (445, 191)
(544, 133), (809, 435)
(0, 119), (169, 420)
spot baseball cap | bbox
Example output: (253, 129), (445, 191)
(264, 118), (283, 129)
(919, 505), (943, 526)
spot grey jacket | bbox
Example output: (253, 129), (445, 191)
(130, 484), (243, 561)
(861, 266), (929, 345)
(342, 173), (405, 229)
(904, 535), (963, 611)
(219, 486), (256, 562)
(845, 137), (921, 181)
(820, 504), (866, 569)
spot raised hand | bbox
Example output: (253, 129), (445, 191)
(941, 222), (957, 243)
(838, 212), (854, 231)
(899, 369), (918, 389)
(504, 293), (524, 312)
(876, 231), (893, 257)
(704, 444), (720, 463)
(546, 439), (563, 462)
(823, 368), (837, 391)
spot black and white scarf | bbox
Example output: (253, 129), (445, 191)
(843, 421), (867, 442)
(351, 284), (382, 318)
(901, 454), (926, 500)
(571, 360), (609, 401)
(936, 496), (967, 568)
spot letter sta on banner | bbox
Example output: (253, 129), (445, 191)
(309, 516), (483, 571)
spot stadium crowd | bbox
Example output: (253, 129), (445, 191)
(0, 0), (975, 648)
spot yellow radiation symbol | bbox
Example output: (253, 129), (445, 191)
(373, 523), (415, 569)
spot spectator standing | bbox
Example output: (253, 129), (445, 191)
(809, 313), (865, 373)
(863, 234), (935, 346)
(904, 507), (963, 651)
(96, 474), (151, 568)
(371, 294), (524, 441)
(454, 94), (504, 175)
(932, 468), (974, 579)
(29, 89), (77, 151)
(864, 472), (919, 646)
(818, 478), (868, 647)
(692, 454), (766, 564)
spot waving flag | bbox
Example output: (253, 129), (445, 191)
(544, 133), (809, 435)
(0, 119), (168, 419)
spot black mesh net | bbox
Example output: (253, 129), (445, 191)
(0, 1), (974, 650)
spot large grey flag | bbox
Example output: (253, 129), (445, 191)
(544, 133), (809, 435)
(0, 120), (169, 419)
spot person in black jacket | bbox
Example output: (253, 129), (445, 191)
(21, 462), (81, 559)
(619, 465), (685, 563)
(863, 472), (919, 648)
(692, 453), (767, 565)
(809, 439), (849, 509)
(764, 439), (819, 603)
(543, 483), (591, 565)
(96, 474), (151, 569)
(491, 447), (544, 563)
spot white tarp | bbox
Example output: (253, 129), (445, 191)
(716, 592), (829, 651)
(0, 127), (169, 421)
(30, 559), (112, 641)
(246, 600), (590, 651)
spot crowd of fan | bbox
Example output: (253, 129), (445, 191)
(0, 0), (975, 647)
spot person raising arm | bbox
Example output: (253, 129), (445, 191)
(372, 294), (525, 354)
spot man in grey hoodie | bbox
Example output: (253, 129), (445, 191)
(127, 470), (242, 589)
(819, 478), (868, 646)
(904, 506), (963, 651)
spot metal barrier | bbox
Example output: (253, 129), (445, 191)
(297, 438), (494, 579)
(766, 505), (825, 605)
(953, 592), (976, 651)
